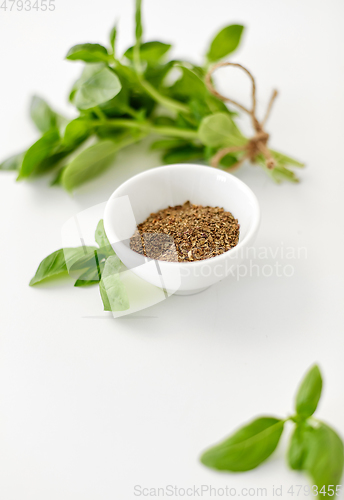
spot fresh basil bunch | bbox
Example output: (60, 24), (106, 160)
(201, 365), (344, 496)
(0, 0), (303, 190)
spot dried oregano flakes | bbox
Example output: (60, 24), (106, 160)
(130, 201), (240, 262)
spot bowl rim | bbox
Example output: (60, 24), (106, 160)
(104, 163), (260, 269)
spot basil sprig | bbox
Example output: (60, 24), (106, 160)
(29, 219), (129, 312)
(201, 365), (344, 496)
(0, 0), (303, 189)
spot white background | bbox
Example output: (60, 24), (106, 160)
(1, 0), (344, 498)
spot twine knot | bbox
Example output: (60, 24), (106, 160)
(205, 62), (278, 171)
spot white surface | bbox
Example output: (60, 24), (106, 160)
(1, 0), (344, 499)
(104, 164), (260, 294)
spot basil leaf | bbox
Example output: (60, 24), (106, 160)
(100, 274), (129, 311)
(69, 63), (104, 103)
(218, 154), (238, 168)
(271, 165), (300, 183)
(153, 116), (176, 127)
(169, 67), (206, 100)
(296, 365), (323, 418)
(175, 112), (197, 130)
(144, 61), (174, 89)
(124, 41), (171, 64)
(288, 424), (309, 470)
(30, 95), (57, 133)
(135, 0), (143, 44)
(206, 95), (235, 115)
(150, 138), (188, 151)
(74, 260), (105, 287)
(95, 219), (115, 256)
(162, 144), (204, 164)
(18, 128), (60, 179)
(201, 417), (284, 472)
(63, 118), (91, 147)
(102, 254), (122, 276)
(198, 112), (243, 147)
(189, 99), (212, 121)
(271, 150), (305, 168)
(109, 23), (117, 54)
(0, 152), (24, 171)
(50, 168), (65, 186)
(29, 246), (97, 285)
(66, 43), (110, 63)
(69, 249), (105, 271)
(61, 140), (118, 191)
(207, 24), (244, 62)
(32, 148), (70, 176)
(98, 84), (130, 117)
(74, 67), (122, 110)
(205, 147), (239, 168)
(304, 423), (344, 491)
(99, 256), (129, 311)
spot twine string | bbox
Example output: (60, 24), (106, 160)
(205, 62), (278, 170)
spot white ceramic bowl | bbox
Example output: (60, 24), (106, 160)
(104, 164), (260, 295)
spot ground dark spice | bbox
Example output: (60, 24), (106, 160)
(130, 201), (240, 262)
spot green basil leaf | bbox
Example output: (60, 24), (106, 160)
(162, 144), (204, 164)
(18, 128), (60, 179)
(135, 0), (143, 44)
(124, 41), (171, 64)
(74, 260), (105, 287)
(150, 138), (188, 151)
(144, 61), (174, 90)
(112, 62), (139, 89)
(32, 148), (69, 176)
(0, 152), (24, 171)
(102, 254), (122, 276)
(74, 67), (122, 110)
(109, 23), (117, 54)
(271, 165), (301, 183)
(198, 112), (243, 147)
(66, 43), (110, 63)
(218, 154), (238, 168)
(69, 63), (104, 103)
(201, 417), (284, 472)
(61, 140), (118, 191)
(99, 255), (129, 311)
(63, 118), (92, 147)
(68, 249), (105, 271)
(288, 424), (309, 470)
(30, 95), (57, 133)
(205, 146), (239, 168)
(189, 99), (212, 121)
(50, 168), (65, 186)
(304, 423), (344, 491)
(98, 83), (130, 117)
(207, 24), (244, 62)
(271, 149), (305, 168)
(29, 246), (97, 285)
(205, 95), (236, 115)
(175, 112), (197, 130)
(152, 116), (176, 127)
(296, 365), (323, 418)
(267, 163), (300, 184)
(168, 67), (206, 100)
(95, 219), (115, 256)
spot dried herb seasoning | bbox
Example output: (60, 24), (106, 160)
(130, 201), (240, 262)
